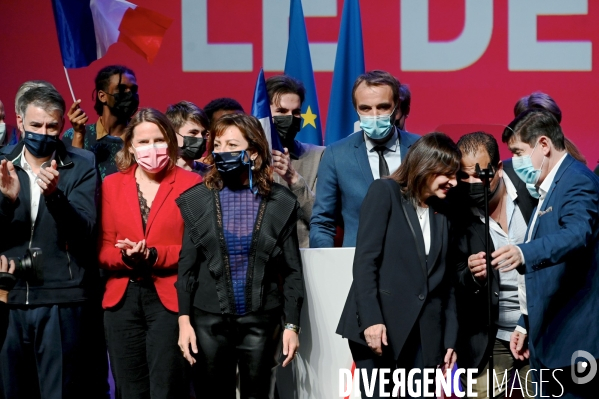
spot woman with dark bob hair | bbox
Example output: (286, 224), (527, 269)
(99, 108), (202, 398)
(337, 133), (461, 398)
(176, 113), (304, 398)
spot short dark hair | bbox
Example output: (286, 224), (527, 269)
(503, 109), (565, 151)
(18, 86), (66, 120)
(390, 132), (461, 206)
(203, 98), (244, 123)
(265, 75), (305, 106)
(457, 132), (500, 168)
(93, 65), (136, 116)
(513, 91), (562, 123)
(399, 84), (411, 116)
(352, 70), (401, 109)
(165, 101), (209, 133)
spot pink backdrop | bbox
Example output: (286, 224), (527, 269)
(0, 0), (597, 165)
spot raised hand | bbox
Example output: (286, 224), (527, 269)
(68, 100), (89, 134)
(0, 159), (20, 202)
(37, 160), (60, 196)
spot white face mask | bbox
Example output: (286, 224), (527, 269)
(0, 123), (6, 143)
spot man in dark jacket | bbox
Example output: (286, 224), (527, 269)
(0, 256), (16, 349)
(0, 86), (98, 399)
(452, 132), (537, 398)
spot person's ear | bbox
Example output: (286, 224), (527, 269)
(539, 136), (551, 156)
(496, 160), (504, 178)
(16, 114), (24, 133)
(97, 90), (108, 106)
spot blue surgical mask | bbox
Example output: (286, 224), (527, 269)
(359, 107), (396, 140)
(526, 183), (540, 199)
(512, 141), (545, 186)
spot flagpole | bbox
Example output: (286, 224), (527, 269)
(63, 66), (77, 102)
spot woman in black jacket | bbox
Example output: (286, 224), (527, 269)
(176, 114), (304, 398)
(337, 133), (461, 398)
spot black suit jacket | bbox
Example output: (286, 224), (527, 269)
(336, 179), (458, 367)
(176, 183), (304, 326)
(0, 301), (7, 349)
(452, 160), (538, 370)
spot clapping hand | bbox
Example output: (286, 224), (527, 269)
(0, 159), (20, 202)
(115, 238), (150, 262)
(37, 160), (60, 196)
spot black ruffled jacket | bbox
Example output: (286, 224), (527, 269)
(175, 183), (304, 326)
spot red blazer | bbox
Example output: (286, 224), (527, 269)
(98, 165), (202, 312)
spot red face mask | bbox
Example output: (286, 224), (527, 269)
(134, 143), (169, 173)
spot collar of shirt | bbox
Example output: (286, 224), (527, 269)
(474, 174), (518, 233)
(537, 153), (568, 199)
(20, 146), (56, 175)
(472, 173), (518, 217)
(96, 118), (109, 141)
(502, 171), (518, 202)
(364, 128), (399, 153)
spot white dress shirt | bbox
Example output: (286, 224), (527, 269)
(474, 174), (527, 340)
(364, 128), (401, 179)
(416, 205), (431, 255)
(18, 147), (44, 227)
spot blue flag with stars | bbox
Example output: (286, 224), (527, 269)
(252, 68), (284, 153)
(284, 0), (323, 145)
(325, 0), (365, 145)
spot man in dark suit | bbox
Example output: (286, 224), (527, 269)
(452, 132), (537, 398)
(310, 70), (420, 248)
(492, 109), (599, 398)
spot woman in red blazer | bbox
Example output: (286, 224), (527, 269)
(99, 108), (201, 399)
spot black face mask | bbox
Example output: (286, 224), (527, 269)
(23, 131), (58, 158)
(109, 90), (139, 120)
(273, 115), (301, 143)
(213, 150), (250, 175)
(179, 135), (206, 160)
(105, 72), (139, 120)
(213, 150), (255, 191)
(459, 179), (500, 208)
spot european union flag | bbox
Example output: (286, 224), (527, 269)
(284, 0), (323, 145)
(252, 68), (284, 153)
(324, 0), (365, 145)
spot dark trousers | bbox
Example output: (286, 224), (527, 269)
(104, 281), (189, 399)
(87, 296), (111, 399)
(0, 303), (88, 399)
(349, 325), (429, 399)
(191, 307), (283, 399)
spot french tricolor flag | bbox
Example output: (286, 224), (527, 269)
(51, 0), (172, 69)
(251, 68), (284, 153)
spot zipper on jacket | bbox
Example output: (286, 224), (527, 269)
(26, 225), (34, 305)
(66, 248), (72, 280)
